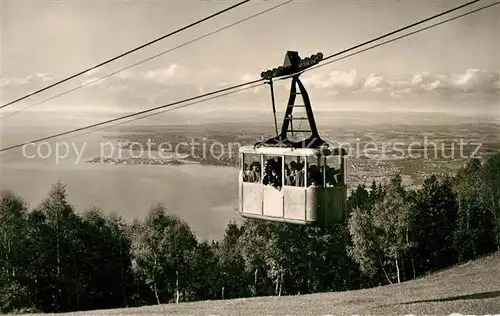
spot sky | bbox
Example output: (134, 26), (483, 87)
(0, 0), (499, 124)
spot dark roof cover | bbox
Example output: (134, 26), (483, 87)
(283, 51), (300, 69)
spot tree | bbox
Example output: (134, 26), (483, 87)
(299, 224), (354, 294)
(0, 190), (33, 313)
(347, 208), (380, 280)
(186, 241), (220, 301)
(410, 175), (458, 275)
(31, 181), (81, 312)
(105, 212), (134, 308)
(238, 219), (271, 296)
(371, 175), (413, 283)
(0, 280), (36, 313)
(262, 222), (293, 297)
(74, 208), (134, 310)
(478, 153), (500, 250)
(348, 175), (414, 284)
(216, 220), (248, 299)
(453, 159), (496, 260)
(131, 203), (197, 304)
(0, 190), (28, 281)
(347, 184), (370, 213)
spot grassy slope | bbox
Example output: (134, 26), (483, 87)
(42, 252), (500, 315)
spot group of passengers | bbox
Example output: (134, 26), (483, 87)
(242, 161), (261, 183)
(263, 158), (283, 188)
(242, 158), (343, 188)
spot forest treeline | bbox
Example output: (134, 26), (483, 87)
(1, 153), (499, 313)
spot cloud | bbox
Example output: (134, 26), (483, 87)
(2, 66), (497, 114)
(326, 69), (358, 88)
(240, 73), (255, 82)
(302, 69), (360, 90)
(1, 64), (196, 111)
(82, 77), (106, 86)
(422, 80), (442, 91)
(2, 75), (32, 87)
(106, 84), (130, 93)
(451, 69), (500, 92)
(300, 68), (499, 99)
(35, 72), (54, 82)
(411, 72), (430, 85)
(84, 67), (102, 77)
(364, 73), (388, 90)
(1, 73), (58, 105)
(2, 72), (55, 88)
(2, 78), (28, 87)
(143, 64), (187, 83)
(115, 70), (134, 80)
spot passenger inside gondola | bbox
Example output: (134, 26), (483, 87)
(324, 165), (343, 186)
(263, 157), (282, 189)
(325, 165), (334, 186)
(307, 163), (323, 187)
(284, 164), (293, 186)
(241, 163), (248, 181)
(334, 169), (343, 184)
(291, 161), (305, 187)
(288, 161), (296, 186)
(247, 162), (261, 183)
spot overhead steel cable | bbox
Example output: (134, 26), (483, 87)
(2, 0), (474, 118)
(301, 0), (500, 75)
(275, 0), (486, 80)
(1, 0), (497, 154)
(0, 0), (252, 110)
(0, 79), (264, 153)
(5, 82), (266, 157)
(320, 0), (481, 63)
(0, 82), (266, 160)
(105, 83), (266, 126)
(0, 0), (295, 120)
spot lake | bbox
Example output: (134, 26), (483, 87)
(0, 121), (242, 241)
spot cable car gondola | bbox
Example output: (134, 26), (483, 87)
(238, 51), (348, 226)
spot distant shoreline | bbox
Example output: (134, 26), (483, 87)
(85, 154), (239, 168)
(86, 156), (193, 166)
(92, 136), (242, 168)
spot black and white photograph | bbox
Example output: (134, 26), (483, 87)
(0, 0), (499, 314)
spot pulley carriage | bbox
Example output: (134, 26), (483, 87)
(238, 51), (348, 225)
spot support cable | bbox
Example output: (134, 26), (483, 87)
(1, 0), (497, 154)
(1, 0), (294, 120)
(0, 0), (253, 109)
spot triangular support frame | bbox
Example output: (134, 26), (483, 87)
(255, 74), (329, 149)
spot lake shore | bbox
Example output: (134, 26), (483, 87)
(86, 156), (197, 166)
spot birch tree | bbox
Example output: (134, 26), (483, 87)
(130, 203), (197, 304)
(371, 176), (413, 283)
